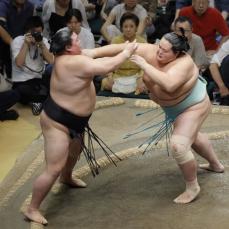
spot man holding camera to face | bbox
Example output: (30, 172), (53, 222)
(11, 16), (54, 115)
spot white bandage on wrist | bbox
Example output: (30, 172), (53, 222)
(170, 135), (194, 165)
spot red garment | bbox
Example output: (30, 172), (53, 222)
(179, 6), (229, 50)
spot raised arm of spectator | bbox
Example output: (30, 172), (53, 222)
(219, 35), (229, 50)
(37, 40), (54, 64)
(221, 11), (228, 20)
(136, 15), (147, 36)
(193, 35), (209, 70)
(215, 0), (229, 21)
(13, 33), (31, 67)
(209, 41), (229, 97)
(209, 63), (229, 96)
(100, 0), (109, 21)
(0, 0), (10, 42)
(171, 0), (192, 29)
(0, 25), (12, 45)
(100, 11), (116, 43)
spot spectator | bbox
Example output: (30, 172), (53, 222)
(209, 0), (228, 21)
(0, 0), (34, 38)
(0, 0), (35, 78)
(174, 16), (209, 70)
(100, 0), (120, 21)
(0, 26), (12, 78)
(179, 0), (229, 54)
(81, 0), (96, 20)
(209, 39), (229, 105)
(172, 0), (229, 28)
(137, 0), (158, 42)
(42, 0), (90, 39)
(147, 0), (176, 43)
(30, 0), (45, 13)
(138, 0), (157, 17)
(100, 0), (147, 43)
(0, 65), (20, 121)
(65, 9), (95, 49)
(101, 13), (147, 94)
(11, 16), (54, 115)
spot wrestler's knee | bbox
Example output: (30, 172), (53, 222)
(170, 135), (194, 164)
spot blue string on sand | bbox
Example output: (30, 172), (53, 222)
(124, 108), (174, 155)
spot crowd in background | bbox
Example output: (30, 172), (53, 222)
(0, 0), (229, 121)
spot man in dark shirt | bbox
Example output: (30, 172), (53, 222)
(0, 0), (34, 78)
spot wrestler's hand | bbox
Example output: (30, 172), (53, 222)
(122, 40), (138, 58)
(130, 55), (147, 70)
(219, 85), (229, 97)
(135, 77), (148, 95)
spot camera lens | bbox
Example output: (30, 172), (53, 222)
(31, 31), (43, 42)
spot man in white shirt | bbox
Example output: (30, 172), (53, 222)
(210, 39), (229, 105)
(11, 16), (54, 115)
(42, 0), (90, 39)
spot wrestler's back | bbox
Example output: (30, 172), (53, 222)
(143, 52), (199, 107)
(50, 55), (96, 117)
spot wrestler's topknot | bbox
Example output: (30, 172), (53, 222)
(50, 27), (72, 55)
(163, 32), (190, 54)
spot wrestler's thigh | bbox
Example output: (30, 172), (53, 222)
(172, 98), (210, 142)
(69, 135), (84, 156)
(43, 127), (70, 169)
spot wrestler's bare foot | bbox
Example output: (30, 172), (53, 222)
(24, 207), (48, 225)
(174, 180), (200, 204)
(60, 177), (87, 188)
(199, 163), (224, 173)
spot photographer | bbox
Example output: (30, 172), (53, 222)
(11, 16), (54, 115)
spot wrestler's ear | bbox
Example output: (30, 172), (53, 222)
(66, 45), (71, 51)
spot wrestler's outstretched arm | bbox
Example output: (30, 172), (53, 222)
(76, 41), (138, 76)
(81, 42), (150, 59)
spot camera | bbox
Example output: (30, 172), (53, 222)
(31, 31), (43, 42)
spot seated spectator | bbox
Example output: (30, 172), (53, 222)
(81, 0), (97, 20)
(138, 0), (157, 19)
(101, 13), (147, 94)
(147, 0), (176, 43)
(0, 0), (35, 78)
(11, 16), (54, 115)
(65, 9), (95, 49)
(100, 0), (147, 44)
(209, 39), (229, 105)
(42, 0), (90, 39)
(0, 24), (12, 45)
(0, 69), (20, 121)
(0, 24), (12, 76)
(171, 0), (191, 29)
(172, 0), (228, 27)
(30, 0), (45, 13)
(0, 0), (35, 38)
(174, 16), (209, 71)
(100, 0), (120, 21)
(81, 0), (104, 35)
(179, 0), (229, 55)
(211, 0), (228, 22)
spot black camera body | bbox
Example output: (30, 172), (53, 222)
(31, 31), (43, 42)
